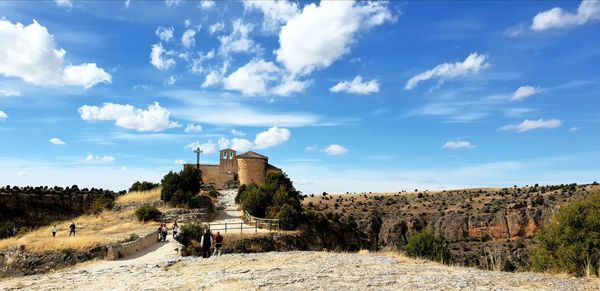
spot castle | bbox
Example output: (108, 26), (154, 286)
(185, 149), (280, 189)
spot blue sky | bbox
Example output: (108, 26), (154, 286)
(0, 0), (599, 193)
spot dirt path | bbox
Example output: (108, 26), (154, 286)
(212, 189), (268, 234)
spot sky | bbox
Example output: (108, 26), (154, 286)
(0, 0), (599, 194)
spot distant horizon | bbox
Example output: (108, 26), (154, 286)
(1, 1), (599, 194)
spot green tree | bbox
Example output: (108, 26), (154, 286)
(135, 205), (162, 222)
(278, 203), (299, 230)
(160, 171), (181, 202)
(240, 186), (270, 217)
(531, 192), (600, 277)
(404, 226), (449, 263)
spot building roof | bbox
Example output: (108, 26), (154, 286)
(237, 151), (268, 160)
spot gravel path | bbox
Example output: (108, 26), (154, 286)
(212, 189), (268, 234)
(1, 251), (597, 290)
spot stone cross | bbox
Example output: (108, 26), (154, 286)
(194, 147), (203, 168)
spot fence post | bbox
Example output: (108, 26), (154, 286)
(255, 221), (257, 233)
(225, 223), (227, 234)
(240, 222), (243, 233)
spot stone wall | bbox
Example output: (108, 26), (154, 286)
(237, 158), (267, 186)
(106, 231), (158, 260)
(197, 165), (236, 189)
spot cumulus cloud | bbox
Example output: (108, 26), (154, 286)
(442, 140), (475, 149)
(165, 75), (177, 86)
(85, 154), (115, 163)
(174, 159), (186, 165)
(324, 144), (349, 156)
(243, 0), (300, 32)
(405, 53), (489, 90)
(500, 118), (562, 132)
(181, 28), (197, 48)
(54, 0), (72, 7)
(150, 43), (176, 70)
(512, 85), (539, 101)
(184, 123), (202, 133)
(276, 1), (394, 75)
(184, 139), (217, 154)
(0, 88), (20, 97)
(223, 59), (279, 96)
(0, 110), (7, 121)
(201, 70), (222, 88)
(531, 0), (600, 31)
(49, 138), (66, 145)
(271, 76), (311, 96)
(78, 102), (181, 132)
(219, 19), (257, 56)
(199, 0), (215, 10)
(155, 26), (174, 42)
(0, 20), (111, 89)
(254, 127), (291, 149)
(218, 137), (229, 150)
(230, 138), (254, 152)
(208, 22), (224, 35)
(165, 0), (183, 7)
(330, 76), (379, 95)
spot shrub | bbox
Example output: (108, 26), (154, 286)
(176, 222), (207, 255)
(531, 192), (600, 277)
(278, 204), (300, 230)
(240, 186), (270, 217)
(208, 189), (220, 198)
(160, 171), (180, 202)
(160, 166), (203, 207)
(129, 181), (160, 192)
(89, 192), (116, 214)
(404, 226), (449, 263)
(0, 220), (15, 239)
(120, 233), (140, 243)
(135, 205), (162, 222)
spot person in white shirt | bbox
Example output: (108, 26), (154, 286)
(51, 225), (57, 238)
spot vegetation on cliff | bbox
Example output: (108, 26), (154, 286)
(128, 181), (160, 193)
(404, 226), (449, 263)
(236, 172), (303, 230)
(531, 192), (599, 277)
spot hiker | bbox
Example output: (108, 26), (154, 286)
(162, 225), (168, 242)
(69, 222), (76, 236)
(212, 231), (223, 257)
(51, 225), (57, 238)
(200, 229), (213, 258)
(158, 224), (164, 241)
(172, 222), (179, 239)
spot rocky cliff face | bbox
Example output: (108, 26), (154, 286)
(303, 183), (597, 271)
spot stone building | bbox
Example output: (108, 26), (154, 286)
(185, 149), (280, 189)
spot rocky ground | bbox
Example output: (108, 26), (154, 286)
(0, 250), (597, 290)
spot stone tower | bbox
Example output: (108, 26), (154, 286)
(237, 151), (268, 186)
(219, 149), (237, 173)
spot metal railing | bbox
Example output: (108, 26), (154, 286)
(205, 212), (279, 234)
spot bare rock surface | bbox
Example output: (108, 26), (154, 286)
(1, 250), (597, 291)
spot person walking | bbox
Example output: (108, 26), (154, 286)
(158, 224), (163, 241)
(161, 225), (168, 242)
(69, 222), (76, 237)
(212, 231), (223, 257)
(51, 225), (57, 238)
(200, 229), (213, 258)
(172, 222), (179, 239)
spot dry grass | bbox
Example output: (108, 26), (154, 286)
(0, 208), (158, 253)
(116, 188), (161, 205)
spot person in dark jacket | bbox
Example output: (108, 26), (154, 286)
(200, 229), (213, 258)
(69, 222), (76, 236)
(213, 231), (223, 256)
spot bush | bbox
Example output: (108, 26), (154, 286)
(89, 192), (116, 214)
(135, 205), (162, 222)
(278, 204), (300, 230)
(208, 189), (220, 198)
(240, 186), (270, 217)
(120, 233), (140, 243)
(129, 181), (160, 192)
(531, 192), (600, 277)
(176, 222), (207, 256)
(0, 220), (15, 239)
(404, 226), (449, 263)
(160, 166), (203, 207)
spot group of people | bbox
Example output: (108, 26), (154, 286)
(200, 229), (224, 258)
(158, 222), (179, 242)
(51, 222), (77, 237)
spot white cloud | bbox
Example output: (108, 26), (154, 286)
(208, 22), (224, 35)
(174, 159), (186, 165)
(512, 85), (539, 101)
(54, 0), (72, 7)
(199, 0), (214, 10)
(223, 59), (279, 96)
(181, 28), (197, 48)
(125, 0), (130, 8)
(330, 75), (380, 95)
(85, 154), (115, 163)
(184, 139), (217, 154)
(165, 0), (183, 7)
(201, 70), (222, 88)
(16, 171), (27, 177)
(184, 19), (191, 28)
(254, 126), (291, 149)
(230, 138), (253, 152)
(243, 0), (300, 33)
(165, 75), (177, 86)
(49, 138), (66, 145)
(150, 42), (176, 70)
(0, 88), (20, 97)
(218, 137), (230, 150)
(184, 123), (202, 133)
(231, 128), (245, 137)
(504, 23), (526, 38)
(405, 52), (489, 90)
(570, 126), (580, 132)
(155, 26), (174, 42)
(276, 1), (394, 75)
(78, 102), (181, 132)
(443, 140), (475, 149)
(271, 76), (310, 96)
(219, 19), (257, 56)
(500, 118), (562, 132)
(0, 20), (111, 89)
(305, 145), (318, 151)
(0, 110), (7, 121)
(531, 0), (600, 31)
(324, 144), (349, 155)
